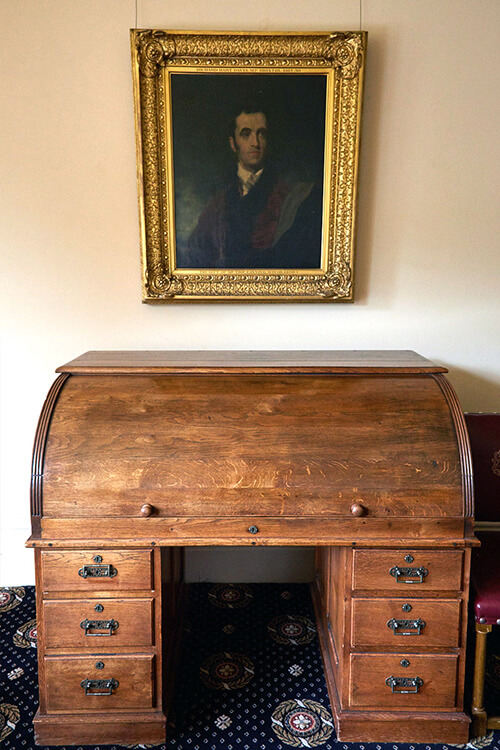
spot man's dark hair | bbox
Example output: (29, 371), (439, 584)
(228, 101), (269, 138)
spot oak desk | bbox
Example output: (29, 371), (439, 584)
(27, 351), (476, 744)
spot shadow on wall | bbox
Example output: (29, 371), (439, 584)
(355, 31), (391, 306)
(447, 367), (500, 413)
(185, 546), (315, 583)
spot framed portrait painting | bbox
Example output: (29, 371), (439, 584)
(131, 30), (367, 301)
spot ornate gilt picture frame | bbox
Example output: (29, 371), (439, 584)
(131, 30), (366, 302)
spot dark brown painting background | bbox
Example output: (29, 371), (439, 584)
(170, 73), (327, 269)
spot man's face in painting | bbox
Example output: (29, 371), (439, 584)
(229, 111), (268, 173)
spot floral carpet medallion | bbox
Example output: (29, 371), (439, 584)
(268, 613), (317, 644)
(271, 698), (334, 747)
(0, 704), (20, 742)
(208, 582), (253, 608)
(200, 651), (255, 689)
(0, 586), (24, 613)
(13, 618), (37, 648)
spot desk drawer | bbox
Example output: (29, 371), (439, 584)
(351, 598), (461, 648)
(43, 598), (154, 649)
(44, 654), (154, 711)
(349, 653), (458, 709)
(352, 549), (463, 591)
(41, 550), (153, 592)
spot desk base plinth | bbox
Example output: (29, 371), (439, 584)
(33, 709), (167, 746)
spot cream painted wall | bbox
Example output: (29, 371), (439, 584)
(1, 0), (499, 585)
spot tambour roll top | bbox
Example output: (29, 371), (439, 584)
(30, 351), (472, 543)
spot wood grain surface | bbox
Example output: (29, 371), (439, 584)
(44, 654), (154, 711)
(349, 653), (458, 709)
(352, 549), (463, 591)
(40, 549), (153, 591)
(351, 598), (461, 648)
(56, 350), (446, 374)
(43, 598), (154, 649)
(41, 374), (464, 520)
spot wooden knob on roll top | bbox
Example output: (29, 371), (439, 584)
(350, 502), (366, 517)
(140, 503), (155, 517)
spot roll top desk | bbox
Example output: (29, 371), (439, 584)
(27, 351), (476, 745)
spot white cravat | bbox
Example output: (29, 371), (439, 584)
(237, 163), (264, 196)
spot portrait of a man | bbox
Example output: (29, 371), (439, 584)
(171, 74), (327, 270)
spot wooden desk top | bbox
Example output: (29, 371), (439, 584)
(57, 350), (447, 375)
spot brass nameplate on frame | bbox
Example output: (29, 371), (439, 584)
(130, 30), (366, 302)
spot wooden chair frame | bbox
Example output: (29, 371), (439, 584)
(471, 620), (500, 736)
(466, 412), (500, 737)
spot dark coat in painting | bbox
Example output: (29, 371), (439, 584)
(180, 169), (323, 269)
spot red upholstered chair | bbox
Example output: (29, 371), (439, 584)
(466, 413), (500, 736)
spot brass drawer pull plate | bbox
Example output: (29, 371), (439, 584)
(389, 565), (428, 583)
(78, 564), (117, 579)
(80, 618), (119, 636)
(80, 678), (119, 696)
(385, 675), (423, 694)
(387, 617), (426, 635)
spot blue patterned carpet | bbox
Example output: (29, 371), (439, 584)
(1, 584), (499, 750)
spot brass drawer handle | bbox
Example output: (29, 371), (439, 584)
(385, 675), (423, 694)
(80, 618), (119, 636)
(389, 565), (428, 583)
(78, 564), (117, 579)
(387, 617), (425, 635)
(80, 678), (119, 696)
